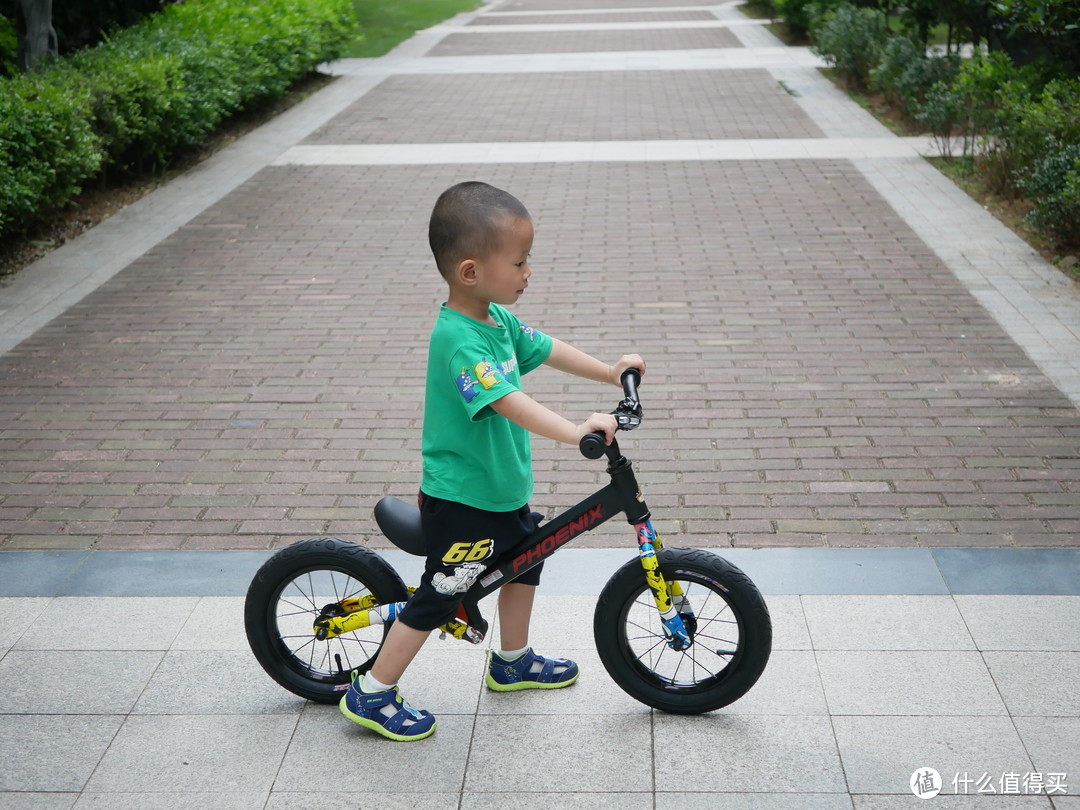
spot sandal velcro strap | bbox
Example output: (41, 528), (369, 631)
(381, 703), (425, 734)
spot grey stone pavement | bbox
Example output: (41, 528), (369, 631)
(1, 0), (1080, 806)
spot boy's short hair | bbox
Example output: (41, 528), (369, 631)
(429, 181), (531, 278)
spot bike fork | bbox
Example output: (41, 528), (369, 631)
(635, 521), (695, 650)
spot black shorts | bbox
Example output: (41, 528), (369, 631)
(396, 492), (544, 632)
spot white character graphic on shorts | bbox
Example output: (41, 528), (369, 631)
(433, 562), (487, 595)
(434, 538), (493, 595)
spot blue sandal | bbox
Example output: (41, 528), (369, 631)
(486, 648), (579, 691)
(340, 672), (436, 741)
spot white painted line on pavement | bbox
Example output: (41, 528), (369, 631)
(272, 138), (937, 166)
(481, 4), (731, 16)
(435, 20), (761, 33)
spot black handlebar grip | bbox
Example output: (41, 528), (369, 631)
(579, 432), (607, 459)
(621, 369), (641, 403)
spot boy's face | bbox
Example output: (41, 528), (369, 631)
(471, 216), (534, 306)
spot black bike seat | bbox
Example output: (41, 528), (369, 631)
(374, 497), (426, 556)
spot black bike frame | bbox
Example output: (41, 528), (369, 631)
(459, 438), (649, 611)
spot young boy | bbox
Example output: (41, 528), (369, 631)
(340, 181), (645, 741)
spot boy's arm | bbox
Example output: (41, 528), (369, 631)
(490, 390), (616, 446)
(544, 338), (645, 387)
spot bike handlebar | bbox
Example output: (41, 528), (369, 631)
(579, 368), (643, 460)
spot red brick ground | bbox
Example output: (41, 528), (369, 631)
(2, 158), (1077, 550)
(426, 27), (742, 56)
(301, 71), (823, 144)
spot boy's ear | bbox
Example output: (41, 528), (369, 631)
(456, 258), (478, 286)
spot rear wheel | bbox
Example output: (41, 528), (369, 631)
(594, 548), (771, 714)
(244, 537), (409, 704)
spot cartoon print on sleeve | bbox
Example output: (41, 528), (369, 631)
(518, 323), (538, 341)
(456, 367), (480, 403)
(473, 358), (504, 390)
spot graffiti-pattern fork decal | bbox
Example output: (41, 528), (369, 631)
(635, 521), (693, 649)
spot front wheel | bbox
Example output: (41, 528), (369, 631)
(594, 548), (772, 714)
(244, 537), (409, 704)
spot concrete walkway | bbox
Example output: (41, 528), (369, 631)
(0, 0), (1079, 805)
(1, 547), (1079, 807)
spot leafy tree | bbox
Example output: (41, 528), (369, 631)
(992, 0), (1080, 76)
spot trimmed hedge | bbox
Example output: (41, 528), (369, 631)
(0, 0), (356, 237)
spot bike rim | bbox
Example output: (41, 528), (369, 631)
(618, 568), (745, 693)
(268, 566), (386, 684)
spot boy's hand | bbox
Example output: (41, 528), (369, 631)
(578, 412), (618, 445)
(609, 354), (646, 387)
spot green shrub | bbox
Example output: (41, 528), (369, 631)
(999, 78), (1080, 178)
(1020, 143), (1080, 246)
(915, 51), (1039, 160)
(870, 35), (960, 120)
(59, 52), (182, 171)
(811, 2), (890, 89)
(0, 0), (356, 237)
(916, 80), (967, 155)
(0, 77), (102, 231)
(773, 0), (841, 38)
(917, 58), (1078, 247)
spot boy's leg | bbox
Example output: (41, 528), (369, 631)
(371, 620), (431, 685)
(497, 581), (536, 651)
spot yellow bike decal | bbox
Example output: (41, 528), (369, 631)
(635, 520), (693, 649)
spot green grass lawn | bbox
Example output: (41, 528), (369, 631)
(344, 0), (482, 57)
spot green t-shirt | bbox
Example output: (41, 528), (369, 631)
(421, 303), (553, 511)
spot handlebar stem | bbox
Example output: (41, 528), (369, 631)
(578, 367), (644, 460)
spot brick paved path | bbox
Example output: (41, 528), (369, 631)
(2, 0), (1079, 551)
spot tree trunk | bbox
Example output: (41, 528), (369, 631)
(18, 0), (57, 71)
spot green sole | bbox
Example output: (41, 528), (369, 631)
(485, 671), (580, 692)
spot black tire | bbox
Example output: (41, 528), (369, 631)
(594, 548), (772, 714)
(244, 537), (409, 704)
